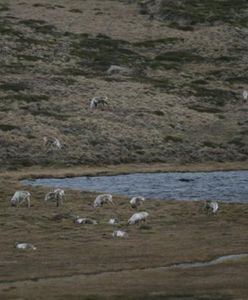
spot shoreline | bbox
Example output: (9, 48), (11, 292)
(1, 160), (248, 180)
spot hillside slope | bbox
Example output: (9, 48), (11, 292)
(0, 0), (248, 168)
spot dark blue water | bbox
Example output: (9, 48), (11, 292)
(21, 170), (248, 203)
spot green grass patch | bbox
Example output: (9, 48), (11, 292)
(134, 76), (174, 90)
(191, 79), (208, 85)
(0, 82), (29, 92)
(139, 224), (152, 230)
(228, 136), (245, 147)
(69, 9), (82, 13)
(19, 19), (57, 34)
(0, 3), (9, 12)
(4, 94), (49, 102)
(214, 56), (238, 63)
(31, 109), (70, 120)
(187, 104), (222, 113)
(32, 3), (56, 9)
(152, 110), (165, 116)
(192, 86), (236, 106)
(16, 36), (53, 46)
(19, 19), (46, 26)
(61, 67), (88, 76)
(158, 0), (248, 27)
(202, 141), (219, 148)
(226, 76), (248, 84)
(71, 34), (146, 73)
(17, 54), (41, 62)
(164, 135), (183, 143)
(155, 50), (204, 64)
(0, 124), (19, 131)
(0, 21), (22, 36)
(148, 60), (179, 70)
(133, 37), (183, 47)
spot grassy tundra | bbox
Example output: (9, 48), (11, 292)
(0, 0), (248, 168)
(0, 0), (248, 299)
(1, 163), (248, 299)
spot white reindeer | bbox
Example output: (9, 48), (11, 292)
(10, 191), (31, 208)
(74, 217), (97, 225)
(108, 218), (119, 225)
(93, 194), (113, 208)
(112, 230), (128, 238)
(128, 211), (149, 225)
(43, 136), (62, 150)
(106, 65), (132, 76)
(15, 242), (36, 250)
(243, 90), (248, 101)
(130, 196), (145, 209)
(44, 188), (65, 207)
(203, 200), (219, 214)
(90, 96), (108, 109)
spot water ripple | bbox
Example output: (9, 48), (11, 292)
(21, 170), (248, 203)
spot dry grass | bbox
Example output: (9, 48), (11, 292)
(0, 0), (247, 168)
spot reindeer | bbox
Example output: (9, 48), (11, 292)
(203, 200), (219, 214)
(93, 194), (113, 208)
(90, 96), (108, 109)
(127, 211), (149, 225)
(43, 136), (62, 150)
(130, 196), (145, 209)
(10, 191), (31, 208)
(44, 188), (65, 207)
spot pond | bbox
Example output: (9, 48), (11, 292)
(21, 170), (248, 203)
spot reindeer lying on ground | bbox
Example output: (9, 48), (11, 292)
(112, 230), (128, 238)
(74, 217), (97, 225)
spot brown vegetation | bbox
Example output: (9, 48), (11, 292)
(0, 164), (248, 299)
(1, 0), (248, 298)
(0, 0), (248, 168)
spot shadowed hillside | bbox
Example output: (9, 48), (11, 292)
(0, 0), (248, 168)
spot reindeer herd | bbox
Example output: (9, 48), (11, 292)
(10, 187), (219, 250)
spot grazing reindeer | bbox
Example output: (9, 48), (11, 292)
(127, 211), (149, 225)
(90, 96), (108, 109)
(130, 196), (145, 209)
(93, 194), (113, 208)
(44, 188), (65, 207)
(10, 191), (31, 208)
(203, 200), (219, 214)
(43, 136), (62, 150)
